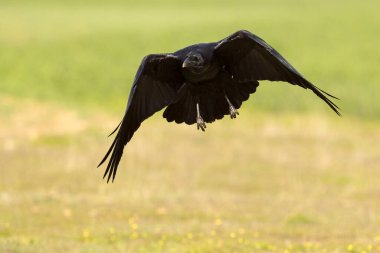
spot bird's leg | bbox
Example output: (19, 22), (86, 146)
(196, 103), (206, 131)
(225, 95), (239, 119)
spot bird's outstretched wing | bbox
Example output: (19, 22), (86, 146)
(98, 54), (183, 182)
(214, 30), (340, 115)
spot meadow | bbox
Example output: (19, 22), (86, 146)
(1, 0), (380, 252)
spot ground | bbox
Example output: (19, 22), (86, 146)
(1, 0), (380, 252)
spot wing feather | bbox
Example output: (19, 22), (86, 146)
(214, 30), (340, 115)
(98, 54), (183, 182)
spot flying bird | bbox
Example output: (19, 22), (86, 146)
(98, 30), (340, 182)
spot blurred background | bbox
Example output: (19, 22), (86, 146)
(1, 0), (379, 252)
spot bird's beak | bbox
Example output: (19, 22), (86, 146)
(182, 58), (192, 68)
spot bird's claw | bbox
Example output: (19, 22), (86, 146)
(229, 105), (239, 119)
(196, 116), (206, 131)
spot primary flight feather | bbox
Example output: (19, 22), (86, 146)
(98, 30), (340, 182)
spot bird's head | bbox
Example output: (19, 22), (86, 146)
(182, 52), (206, 71)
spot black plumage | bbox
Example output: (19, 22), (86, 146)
(98, 30), (340, 182)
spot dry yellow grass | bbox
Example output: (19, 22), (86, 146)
(1, 96), (380, 252)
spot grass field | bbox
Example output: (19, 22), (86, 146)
(1, 0), (380, 252)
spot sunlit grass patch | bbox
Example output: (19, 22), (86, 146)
(286, 213), (318, 225)
(1, 96), (380, 252)
(33, 134), (73, 146)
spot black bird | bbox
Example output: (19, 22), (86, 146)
(98, 30), (340, 182)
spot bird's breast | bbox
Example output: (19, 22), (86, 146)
(182, 62), (221, 83)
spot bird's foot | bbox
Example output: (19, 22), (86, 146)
(229, 105), (239, 119)
(196, 115), (206, 131)
(224, 94), (239, 119)
(196, 102), (206, 131)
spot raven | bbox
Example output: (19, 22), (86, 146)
(98, 30), (340, 182)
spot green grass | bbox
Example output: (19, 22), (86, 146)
(1, 0), (380, 252)
(0, 0), (379, 118)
